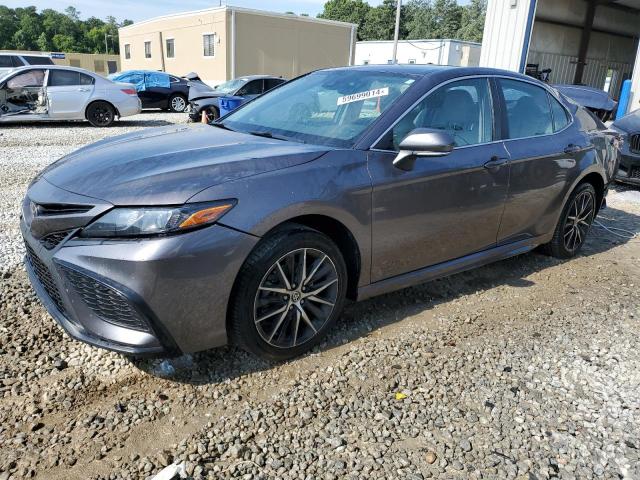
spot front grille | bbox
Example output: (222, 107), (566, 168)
(630, 167), (640, 180)
(40, 230), (72, 250)
(630, 134), (640, 154)
(34, 203), (93, 216)
(61, 266), (150, 333)
(24, 243), (67, 316)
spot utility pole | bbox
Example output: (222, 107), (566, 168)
(392, 0), (402, 64)
(104, 31), (108, 54)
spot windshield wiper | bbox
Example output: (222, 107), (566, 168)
(248, 130), (288, 141)
(211, 122), (235, 131)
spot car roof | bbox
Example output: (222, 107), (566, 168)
(0, 52), (51, 57)
(4, 64), (97, 75)
(323, 64), (534, 82)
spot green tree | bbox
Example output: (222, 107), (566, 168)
(0, 6), (133, 54)
(457, 0), (486, 42)
(359, 0), (407, 41)
(430, 0), (462, 38)
(405, 0), (437, 39)
(318, 0), (371, 40)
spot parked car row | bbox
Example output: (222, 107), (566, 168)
(0, 59), (285, 127)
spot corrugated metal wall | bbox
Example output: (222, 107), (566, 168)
(528, 50), (632, 98)
(480, 0), (535, 71)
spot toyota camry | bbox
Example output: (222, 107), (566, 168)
(21, 66), (619, 361)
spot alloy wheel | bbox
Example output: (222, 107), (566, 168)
(563, 189), (595, 252)
(254, 248), (338, 349)
(171, 96), (186, 112)
(92, 107), (113, 126)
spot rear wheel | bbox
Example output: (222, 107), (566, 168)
(543, 182), (597, 258)
(229, 227), (347, 361)
(86, 101), (115, 127)
(168, 94), (187, 113)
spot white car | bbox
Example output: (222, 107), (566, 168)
(0, 53), (54, 76)
(0, 65), (141, 127)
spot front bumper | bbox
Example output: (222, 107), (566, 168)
(615, 149), (640, 185)
(21, 214), (259, 356)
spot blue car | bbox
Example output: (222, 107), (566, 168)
(109, 70), (190, 112)
(188, 75), (286, 122)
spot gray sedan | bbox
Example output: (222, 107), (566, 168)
(21, 66), (619, 360)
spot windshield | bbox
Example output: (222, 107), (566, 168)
(214, 78), (247, 94)
(222, 70), (417, 147)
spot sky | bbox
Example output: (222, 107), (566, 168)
(1, 0), (388, 21)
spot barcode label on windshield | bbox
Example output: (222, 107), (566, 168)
(337, 87), (389, 106)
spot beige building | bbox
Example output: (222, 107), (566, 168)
(118, 6), (357, 85)
(0, 50), (119, 75)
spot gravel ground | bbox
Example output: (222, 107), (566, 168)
(1, 114), (639, 480)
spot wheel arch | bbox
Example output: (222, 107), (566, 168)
(261, 215), (361, 301)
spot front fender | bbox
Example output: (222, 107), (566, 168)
(187, 150), (373, 286)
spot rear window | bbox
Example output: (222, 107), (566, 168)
(22, 56), (54, 66)
(0, 56), (13, 68)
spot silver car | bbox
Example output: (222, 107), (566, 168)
(0, 65), (141, 127)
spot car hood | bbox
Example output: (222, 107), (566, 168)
(187, 81), (229, 102)
(41, 124), (330, 205)
(612, 109), (640, 134)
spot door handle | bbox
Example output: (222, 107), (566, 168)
(484, 156), (509, 169)
(564, 144), (582, 154)
(77, 88), (90, 92)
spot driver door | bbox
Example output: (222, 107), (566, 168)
(368, 77), (511, 281)
(0, 68), (48, 120)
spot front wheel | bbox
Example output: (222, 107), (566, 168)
(543, 182), (597, 258)
(86, 101), (115, 127)
(229, 227), (347, 361)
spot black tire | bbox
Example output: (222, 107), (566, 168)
(229, 226), (348, 361)
(204, 106), (219, 123)
(168, 94), (187, 113)
(543, 182), (597, 258)
(86, 101), (115, 127)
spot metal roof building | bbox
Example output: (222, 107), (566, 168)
(118, 6), (357, 86)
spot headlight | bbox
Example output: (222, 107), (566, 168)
(80, 201), (236, 238)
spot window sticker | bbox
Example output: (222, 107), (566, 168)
(337, 87), (389, 106)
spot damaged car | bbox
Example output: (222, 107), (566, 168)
(0, 65), (141, 127)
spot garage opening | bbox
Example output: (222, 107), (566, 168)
(525, 0), (640, 103)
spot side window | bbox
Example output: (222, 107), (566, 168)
(12, 56), (25, 67)
(49, 70), (81, 86)
(23, 56), (54, 65)
(6, 70), (46, 89)
(240, 80), (264, 95)
(549, 93), (569, 132)
(264, 78), (284, 91)
(79, 73), (95, 85)
(499, 79), (553, 139)
(0, 56), (12, 68)
(379, 77), (494, 150)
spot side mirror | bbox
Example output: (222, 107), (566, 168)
(393, 128), (455, 171)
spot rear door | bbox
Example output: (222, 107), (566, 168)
(46, 70), (95, 119)
(495, 77), (590, 244)
(369, 77), (511, 281)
